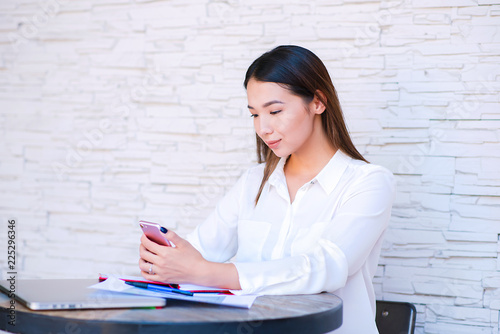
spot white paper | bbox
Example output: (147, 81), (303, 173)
(89, 277), (257, 309)
(178, 283), (229, 292)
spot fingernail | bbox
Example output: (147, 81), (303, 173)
(160, 227), (168, 234)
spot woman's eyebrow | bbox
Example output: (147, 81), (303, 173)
(247, 100), (285, 109)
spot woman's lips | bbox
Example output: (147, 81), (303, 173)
(266, 139), (281, 149)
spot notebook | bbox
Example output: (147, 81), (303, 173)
(0, 278), (166, 310)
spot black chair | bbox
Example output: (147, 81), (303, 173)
(375, 300), (416, 334)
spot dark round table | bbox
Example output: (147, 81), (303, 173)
(0, 279), (342, 334)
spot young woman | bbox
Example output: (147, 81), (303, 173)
(139, 45), (395, 333)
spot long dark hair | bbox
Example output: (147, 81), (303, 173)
(244, 45), (367, 204)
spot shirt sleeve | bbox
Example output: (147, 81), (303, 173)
(231, 166), (396, 295)
(185, 170), (248, 263)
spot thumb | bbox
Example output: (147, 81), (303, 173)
(164, 229), (186, 247)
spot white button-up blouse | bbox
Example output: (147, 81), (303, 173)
(186, 150), (396, 333)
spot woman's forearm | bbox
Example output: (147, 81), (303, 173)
(197, 261), (241, 290)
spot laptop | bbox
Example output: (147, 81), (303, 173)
(0, 279), (166, 310)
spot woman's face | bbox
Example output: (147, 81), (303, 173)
(246, 79), (321, 158)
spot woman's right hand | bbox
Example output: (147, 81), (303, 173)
(138, 229), (241, 290)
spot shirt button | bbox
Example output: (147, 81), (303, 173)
(310, 181), (315, 185)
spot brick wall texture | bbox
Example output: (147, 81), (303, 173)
(0, 0), (499, 332)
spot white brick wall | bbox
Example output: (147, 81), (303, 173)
(0, 0), (499, 332)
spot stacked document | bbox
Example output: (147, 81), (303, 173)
(89, 275), (257, 308)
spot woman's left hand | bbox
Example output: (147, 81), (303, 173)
(139, 229), (208, 284)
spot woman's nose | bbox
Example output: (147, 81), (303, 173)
(257, 116), (273, 136)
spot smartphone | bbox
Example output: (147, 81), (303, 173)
(139, 220), (171, 246)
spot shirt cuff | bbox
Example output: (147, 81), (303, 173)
(230, 255), (311, 295)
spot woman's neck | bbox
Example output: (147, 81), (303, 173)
(285, 117), (337, 179)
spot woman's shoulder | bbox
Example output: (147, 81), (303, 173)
(242, 163), (266, 181)
(346, 157), (395, 186)
(351, 158), (393, 173)
(336, 158), (397, 203)
(228, 163), (265, 202)
(230, 163), (265, 188)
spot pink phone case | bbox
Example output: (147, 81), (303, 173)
(139, 221), (171, 246)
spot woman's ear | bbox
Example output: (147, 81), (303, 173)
(311, 90), (327, 115)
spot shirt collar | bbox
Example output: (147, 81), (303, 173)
(267, 150), (352, 195)
(314, 150), (352, 195)
(268, 156), (288, 188)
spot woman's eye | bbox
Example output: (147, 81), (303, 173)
(270, 110), (281, 115)
(250, 114), (258, 118)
